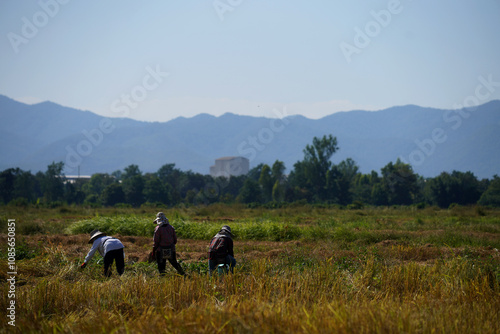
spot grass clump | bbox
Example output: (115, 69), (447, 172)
(66, 216), (154, 237)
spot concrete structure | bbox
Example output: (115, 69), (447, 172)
(64, 175), (92, 184)
(210, 156), (249, 178)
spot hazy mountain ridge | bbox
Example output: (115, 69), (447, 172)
(1, 95), (499, 178)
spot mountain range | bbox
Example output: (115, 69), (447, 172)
(1, 94), (499, 179)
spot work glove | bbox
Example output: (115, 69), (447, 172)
(80, 262), (87, 269)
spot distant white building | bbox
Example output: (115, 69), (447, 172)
(210, 156), (249, 178)
(64, 175), (92, 184)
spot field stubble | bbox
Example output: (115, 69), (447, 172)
(0, 205), (499, 333)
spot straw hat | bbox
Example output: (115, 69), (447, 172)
(88, 229), (106, 244)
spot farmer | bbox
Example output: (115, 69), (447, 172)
(81, 229), (125, 277)
(208, 225), (236, 276)
(151, 212), (185, 276)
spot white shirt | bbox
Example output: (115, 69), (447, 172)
(84, 236), (124, 263)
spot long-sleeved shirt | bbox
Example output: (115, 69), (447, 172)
(153, 223), (177, 251)
(84, 236), (124, 263)
(208, 232), (234, 260)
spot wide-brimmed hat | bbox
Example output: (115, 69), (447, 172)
(88, 229), (106, 244)
(220, 225), (232, 236)
(154, 212), (169, 225)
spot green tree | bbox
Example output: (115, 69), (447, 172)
(325, 167), (341, 203)
(287, 161), (312, 202)
(157, 163), (182, 205)
(0, 168), (29, 204)
(272, 180), (286, 202)
(64, 181), (86, 204)
(327, 158), (359, 205)
(158, 163), (180, 188)
(259, 164), (273, 202)
(381, 159), (418, 205)
(185, 189), (197, 204)
(102, 183), (125, 206)
(40, 162), (65, 203)
(271, 160), (286, 183)
(13, 169), (38, 202)
(426, 171), (482, 207)
(144, 174), (170, 204)
(478, 176), (500, 206)
(270, 160), (287, 202)
(111, 170), (122, 181)
(371, 182), (388, 205)
(82, 173), (115, 198)
(238, 178), (262, 204)
(219, 175), (245, 202)
(453, 171), (482, 205)
(353, 171), (380, 204)
(301, 134), (339, 201)
(178, 171), (208, 200)
(157, 163), (177, 181)
(247, 163), (265, 181)
(121, 164), (144, 206)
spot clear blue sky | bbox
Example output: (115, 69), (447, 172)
(1, 0), (499, 122)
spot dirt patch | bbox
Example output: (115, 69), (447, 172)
(378, 240), (399, 247)
(0, 234), (300, 265)
(465, 231), (500, 242)
(3, 233), (498, 267)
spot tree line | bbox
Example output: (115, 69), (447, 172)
(1, 135), (499, 208)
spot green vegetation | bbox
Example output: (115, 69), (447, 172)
(2, 203), (500, 247)
(63, 211), (500, 250)
(1, 136), (499, 209)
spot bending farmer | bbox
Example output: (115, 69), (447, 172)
(208, 225), (236, 276)
(152, 212), (185, 276)
(81, 229), (125, 277)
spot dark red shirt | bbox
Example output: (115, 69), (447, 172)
(153, 224), (177, 251)
(208, 233), (234, 260)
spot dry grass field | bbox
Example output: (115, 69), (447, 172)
(1, 205), (499, 333)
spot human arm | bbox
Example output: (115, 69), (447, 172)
(84, 238), (101, 263)
(153, 226), (160, 253)
(173, 227), (177, 245)
(227, 238), (234, 257)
